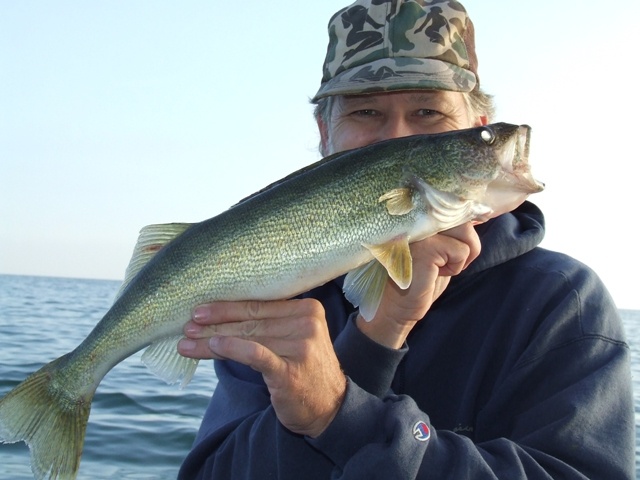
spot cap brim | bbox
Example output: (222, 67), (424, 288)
(312, 57), (477, 103)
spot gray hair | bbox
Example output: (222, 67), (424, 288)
(463, 88), (496, 125)
(312, 88), (496, 156)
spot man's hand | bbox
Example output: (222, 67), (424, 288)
(356, 223), (481, 348)
(178, 298), (346, 438)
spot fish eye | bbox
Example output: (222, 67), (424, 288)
(480, 128), (495, 144)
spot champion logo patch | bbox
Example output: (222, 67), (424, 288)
(412, 421), (431, 442)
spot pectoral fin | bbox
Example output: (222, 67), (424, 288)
(343, 236), (413, 322)
(115, 223), (193, 300)
(379, 187), (415, 215)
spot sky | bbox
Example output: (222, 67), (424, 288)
(1, 1), (639, 309)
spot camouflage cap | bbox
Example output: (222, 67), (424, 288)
(312, 0), (479, 102)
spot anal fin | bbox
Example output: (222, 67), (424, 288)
(141, 335), (199, 389)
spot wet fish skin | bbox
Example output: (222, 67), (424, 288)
(0, 123), (543, 479)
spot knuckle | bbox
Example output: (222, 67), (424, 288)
(296, 299), (327, 337)
(299, 298), (325, 319)
(212, 334), (231, 352)
(202, 324), (219, 337)
(240, 319), (260, 337)
(246, 300), (264, 319)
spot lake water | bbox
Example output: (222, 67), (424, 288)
(0, 275), (214, 479)
(0, 274), (638, 479)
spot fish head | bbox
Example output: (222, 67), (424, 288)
(475, 123), (545, 219)
(411, 123), (544, 221)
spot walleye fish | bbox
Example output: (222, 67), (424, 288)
(0, 123), (543, 479)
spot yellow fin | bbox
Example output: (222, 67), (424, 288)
(379, 187), (415, 215)
(141, 335), (199, 389)
(364, 236), (413, 290)
(115, 223), (193, 300)
(343, 260), (388, 322)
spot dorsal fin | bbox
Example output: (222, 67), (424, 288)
(115, 223), (193, 300)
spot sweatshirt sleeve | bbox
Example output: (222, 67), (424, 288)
(333, 313), (407, 397)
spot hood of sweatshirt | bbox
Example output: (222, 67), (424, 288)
(465, 201), (545, 276)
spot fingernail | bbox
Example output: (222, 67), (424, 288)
(185, 322), (202, 335)
(178, 339), (196, 352)
(193, 306), (210, 321)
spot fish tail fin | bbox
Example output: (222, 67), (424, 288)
(0, 355), (92, 480)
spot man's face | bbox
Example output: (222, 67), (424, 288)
(319, 90), (487, 156)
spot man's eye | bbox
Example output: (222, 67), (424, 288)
(352, 109), (378, 116)
(416, 109), (438, 116)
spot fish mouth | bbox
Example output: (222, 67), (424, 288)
(482, 124), (545, 218)
(517, 124), (531, 168)
(499, 125), (545, 194)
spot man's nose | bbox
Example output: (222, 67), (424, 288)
(379, 116), (417, 141)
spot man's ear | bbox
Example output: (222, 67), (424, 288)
(477, 115), (489, 127)
(317, 117), (330, 156)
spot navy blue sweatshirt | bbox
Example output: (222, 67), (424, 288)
(179, 202), (635, 479)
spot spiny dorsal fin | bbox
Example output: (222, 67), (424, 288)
(115, 223), (193, 300)
(141, 335), (199, 389)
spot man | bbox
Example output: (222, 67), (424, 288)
(177, 1), (635, 478)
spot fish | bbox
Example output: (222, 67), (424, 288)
(0, 123), (543, 479)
